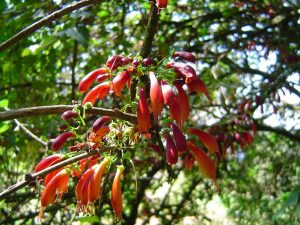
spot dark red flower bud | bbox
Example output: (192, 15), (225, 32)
(121, 57), (133, 65)
(51, 131), (75, 151)
(61, 110), (78, 120)
(132, 59), (140, 67)
(164, 133), (178, 165)
(106, 55), (123, 70)
(172, 51), (196, 63)
(142, 57), (157, 67)
(59, 124), (68, 131)
(92, 116), (111, 132)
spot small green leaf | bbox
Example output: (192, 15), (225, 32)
(97, 10), (109, 18)
(0, 99), (8, 107)
(21, 48), (31, 57)
(0, 122), (10, 134)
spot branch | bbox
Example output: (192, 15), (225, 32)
(13, 119), (48, 147)
(0, 105), (137, 124)
(0, 0), (100, 52)
(130, 1), (159, 103)
(139, 1), (159, 58)
(255, 121), (300, 142)
(0, 147), (111, 200)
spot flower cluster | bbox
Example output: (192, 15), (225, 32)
(34, 51), (257, 221)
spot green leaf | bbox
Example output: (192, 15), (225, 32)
(0, 122), (10, 134)
(97, 10), (109, 18)
(21, 48), (31, 57)
(0, 99), (8, 108)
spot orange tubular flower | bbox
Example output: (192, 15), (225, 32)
(187, 78), (212, 102)
(39, 169), (69, 218)
(112, 70), (131, 96)
(137, 88), (151, 134)
(82, 81), (110, 106)
(187, 142), (218, 189)
(189, 128), (220, 154)
(149, 72), (163, 122)
(78, 67), (109, 93)
(111, 165), (124, 222)
(88, 158), (109, 203)
(89, 126), (110, 143)
(75, 167), (94, 210)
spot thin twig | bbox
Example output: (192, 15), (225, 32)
(0, 0), (100, 52)
(13, 119), (48, 147)
(0, 105), (137, 124)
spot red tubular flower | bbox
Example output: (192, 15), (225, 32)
(96, 73), (109, 83)
(149, 72), (163, 122)
(82, 81), (110, 106)
(187, 142), (218, 188)
(168, 98), (182, 128)
(61, 110), (78, 120)
(78, 67), (108, 93)
(172, 51), (196, 63)
(168, 123), (187, 152)
(164, 133), (178, 165)
(188, 128), (220, 154)
(187, 78), (212, 102)
(174, 83), (190, 124)
(161, 80), (177, 106)
(137, 88), (151, 133)
(111, 165), (124, 222)
(39, 169), (69, 218)
(88, 158), (109, 202)
(44, 168), (63, 186)
(34, 154), (62, 173)
(156, 0), (168, 8)
(92, 116), (111, 132)
(51, 131), (75, 151)
(111, 70), (131, 96)
(166, 62), (197, 83)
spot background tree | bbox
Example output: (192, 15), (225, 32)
(0, 0), (299, 224)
